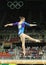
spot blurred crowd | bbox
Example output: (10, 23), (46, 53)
(0, 45), (46, 60)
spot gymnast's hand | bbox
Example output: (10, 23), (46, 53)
(30, 24), (37, 27)
(4, 24), (8, 27)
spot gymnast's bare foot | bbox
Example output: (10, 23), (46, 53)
(35, 40), (41, 43)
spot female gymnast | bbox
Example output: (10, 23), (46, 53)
(4, 17), (41, 56)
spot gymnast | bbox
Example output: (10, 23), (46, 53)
(4, 16), (41, 56)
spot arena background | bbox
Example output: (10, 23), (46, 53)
(0, 0), (46, 45)
(0, 0), (46, 64)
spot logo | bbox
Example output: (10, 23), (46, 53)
(7, 1), (24, 9)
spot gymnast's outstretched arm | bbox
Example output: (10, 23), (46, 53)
(24, 22), (37, 27)
(4, 22), (18, 27)
(4, 23), (13, 27)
